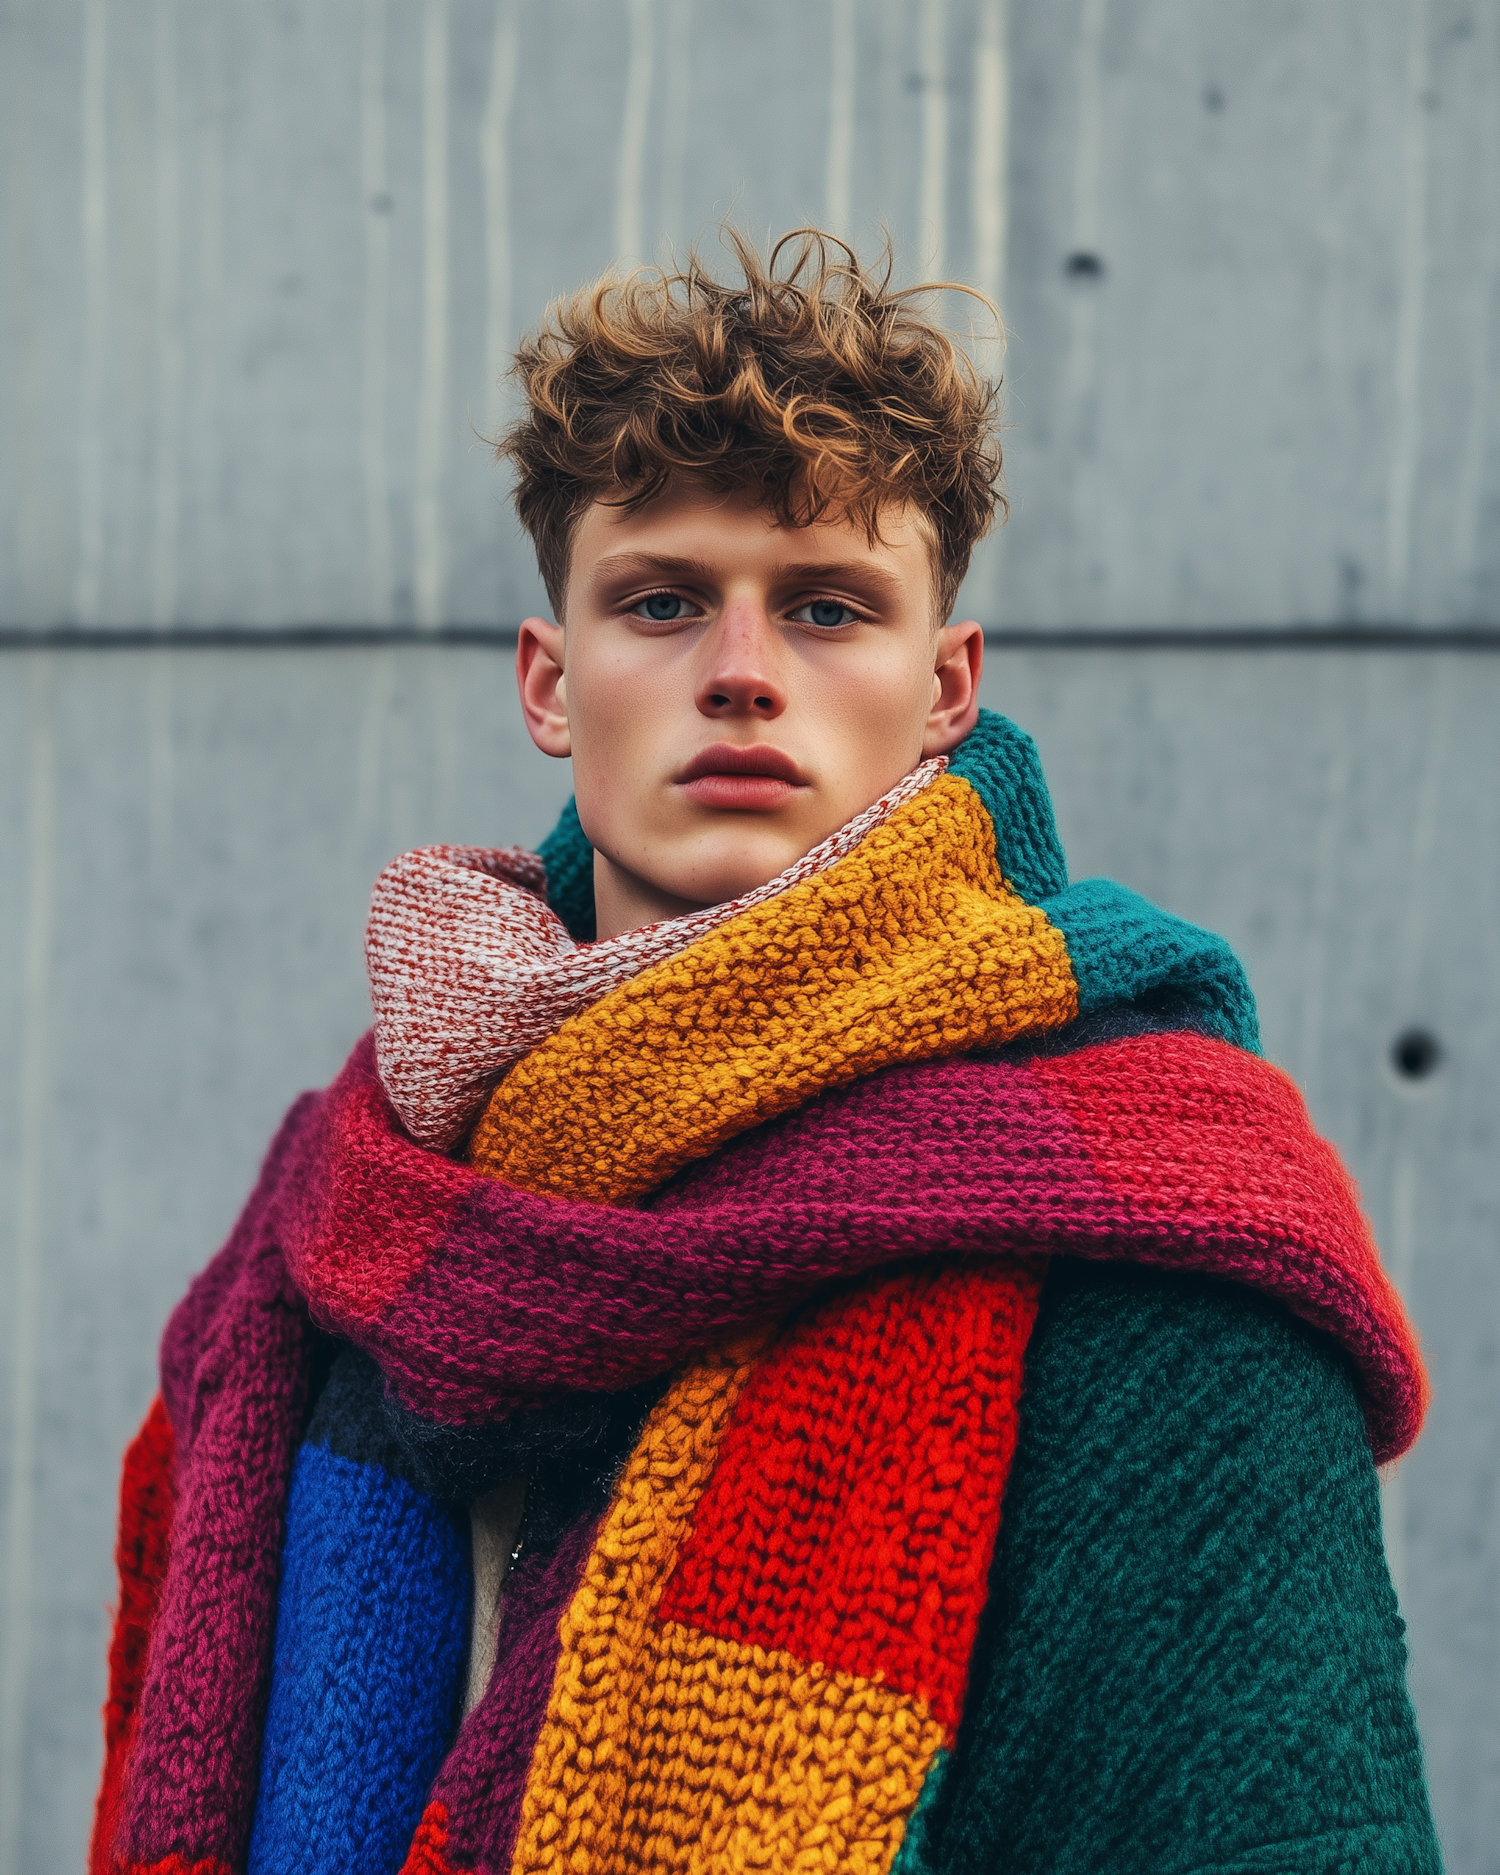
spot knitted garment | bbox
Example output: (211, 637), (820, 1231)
(92, 712), (1428, 1875)
(910, 1260), (1442, 1874)
(368, 758), (945, 1150)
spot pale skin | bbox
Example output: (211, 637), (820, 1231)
(516, 483), (984, 941)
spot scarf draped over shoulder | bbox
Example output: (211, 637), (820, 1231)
(92, 711), (1426, 1875)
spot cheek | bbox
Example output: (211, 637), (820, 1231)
(820, 649), (935, 765)
(564, 660), (678, 841)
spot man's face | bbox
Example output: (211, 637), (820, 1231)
(517, 483), (983, 940)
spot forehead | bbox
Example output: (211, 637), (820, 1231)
(566, 484), (936, 594)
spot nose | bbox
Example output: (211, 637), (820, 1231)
(694, 600), (787, 721)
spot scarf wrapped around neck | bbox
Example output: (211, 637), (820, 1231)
(92, 712), (1426, 1875)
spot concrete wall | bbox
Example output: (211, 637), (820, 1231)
(1, 4), (1497, 1872)
(3, 0), (1498, 634)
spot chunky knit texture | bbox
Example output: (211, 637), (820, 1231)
(94, 713), (1428, 1875)
(500, 1267), (1039, 1874)
(655, 1266), (1037, 1732)
(99, 1203), (309, 1875)
(473, 713), (1262, 1069)
(247, 1352), (472, 1874)
(914, 1260), (1441, 1874)
(92, 1399), (178, 1871)
(368, 759), (943, 1149)
(467, 772), (1078, 1202)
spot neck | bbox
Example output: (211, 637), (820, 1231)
(592, 850), (714, 940)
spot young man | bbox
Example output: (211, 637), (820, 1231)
(94, 233), (1440, 1875)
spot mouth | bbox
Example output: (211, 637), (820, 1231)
(675, 742), (811, 810)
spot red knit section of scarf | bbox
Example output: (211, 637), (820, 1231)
(91, 1398), (179, 1875)
(658, 1261), (1043, 1732)
(398, 1804), (471, 1875)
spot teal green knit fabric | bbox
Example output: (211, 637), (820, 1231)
(537, 795), (597, 942)
(953, 711), (1259, 1053)
(915, 1263), (1441, 1875)
(1040, 877), (1261, 1054)
(945, 709), (1069, 900)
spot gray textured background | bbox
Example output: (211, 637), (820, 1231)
(5, 0), (1500, 635)
(1, 3), (1497, 1871)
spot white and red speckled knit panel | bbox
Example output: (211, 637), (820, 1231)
(365, 757), (946, 1150)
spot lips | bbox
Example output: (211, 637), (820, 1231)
(676, 743), (810, 810)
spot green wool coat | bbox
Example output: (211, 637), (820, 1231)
(905, 1261), (1443, 1875)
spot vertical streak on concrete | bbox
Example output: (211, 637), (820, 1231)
(1452, 8), (1498, 614)
(615, 0), (654, 267)
(658, 0), (694, 249)
(387, 663), (417, 857)
(362, 0), (395, 626)
(1381, 656), (1450, 1616)
(874, 0), (904, 225)
(1067, 0), (1106, 326)
(194, 8), (226, 594)
(151, 0), (182, 633)
(74, 0), (109, 627)
(919, 0), (948, 277)
(824, 0), (856, 238)
(355, 649), (396, 853)
(1060, 0), (1107, 614)
(1390, 658), (1449, 1124)
(481, 0), (520, 442)
(971, 0), (1008, 315)
(1394, 659), (1448, 1052)
(0, 659), (56, 1874)
(1381, 1138), (1417, 1612)
(415, 0), (450, 632)
(424, 652), (460, 837)
(1385, 0), (1430, 614)
(1292, 678), (1355, 1110)
(1387, 1143), (1421, 1315)
(1, 0), (39, 622)
(969, 0), (1009, 621)
(148, 651), (176, 880)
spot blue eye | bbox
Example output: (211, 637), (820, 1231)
(796, 599), (857, 628)
(636, 592), (690, 621)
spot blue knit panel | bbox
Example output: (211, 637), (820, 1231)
(1041, 877), (1262, 1055)
(247, 1443), (470, 1875)
(538, 796), (596, 942)
(946, 710), (1069, 901)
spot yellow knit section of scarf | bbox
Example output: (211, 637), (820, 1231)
(468, 772), (1078, 1204)
(508, 1326), (950, 1875)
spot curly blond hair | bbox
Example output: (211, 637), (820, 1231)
(498, 228), (1004, 622)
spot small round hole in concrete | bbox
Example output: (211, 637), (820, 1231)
(1391, 1029), (1441, 1080)
(1063, 250), (1105, 280)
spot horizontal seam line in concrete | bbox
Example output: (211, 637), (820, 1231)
(1, 624), (1499, 651)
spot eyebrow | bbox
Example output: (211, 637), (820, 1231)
(769, 559), (903, 601)
(589, 552), (721, 585)
(589, 551), (903, 603)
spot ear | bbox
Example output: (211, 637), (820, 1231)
(921, 619), (984, 757)
(517, 617), (572, 758)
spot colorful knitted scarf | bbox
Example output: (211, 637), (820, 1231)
(93, 713), (1426, 1875)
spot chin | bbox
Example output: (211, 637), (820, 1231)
(676, 829), (807, 906)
